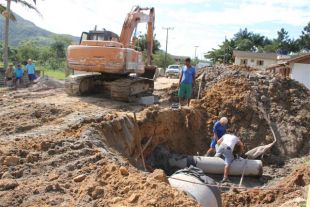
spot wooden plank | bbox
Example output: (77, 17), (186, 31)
(133, 112), (147, 171)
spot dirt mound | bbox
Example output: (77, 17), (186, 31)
(222, 160), (310, 207)
(75, 161), (199, 207)
(29, 76), (64, 92)
(227, 64), (259, 72)
(191, 66), (310, 158)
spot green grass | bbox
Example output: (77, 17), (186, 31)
(42, 69), (66, 80)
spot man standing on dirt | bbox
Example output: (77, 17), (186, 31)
(205, 117), (228, 156)
(14, 64), (24, 88)
(178, 57), (196, 107)
(5, 64), (14, 86)
(215, 134), (244, 182)
(26, 59), (36, 83)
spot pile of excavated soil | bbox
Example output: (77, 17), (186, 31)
(191, 66), (310, 158)
(29, 76), (64, 92)
(222, 159), (310, 207)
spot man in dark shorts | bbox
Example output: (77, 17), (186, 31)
(14, 64), (24, 88)
(26, 59), (36, 82)
(205, 117), (228, 156)
(178, 58), (196, 107)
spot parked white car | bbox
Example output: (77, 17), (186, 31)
(165, 65), (181, 78)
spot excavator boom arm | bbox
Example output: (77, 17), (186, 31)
(119, 6), (155, 65)
(146, 8), (155, 66)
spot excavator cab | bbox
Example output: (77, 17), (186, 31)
(79, 30), (120, 44)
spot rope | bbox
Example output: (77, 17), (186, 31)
(167, 176), (303, 191)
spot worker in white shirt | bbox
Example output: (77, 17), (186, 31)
(216, 134), (244, 183)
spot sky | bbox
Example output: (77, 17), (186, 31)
(2, 0), (310, 58)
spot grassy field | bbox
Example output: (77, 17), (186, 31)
(42, 69), (66, 80)
(0, 62), (67, 80)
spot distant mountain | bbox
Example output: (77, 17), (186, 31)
(0, 13), (79, 46)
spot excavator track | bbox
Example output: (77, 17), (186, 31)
(65, 74), (100, 96)
(65, 74), (154, 102)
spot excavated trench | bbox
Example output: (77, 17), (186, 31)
(81, 107), (272, 195)
(92, 108), (209, 167)
(89, 102), (308, 171)
(84, 99), (309, 184)
(93, 106), (301, 169)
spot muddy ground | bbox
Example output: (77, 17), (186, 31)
(0, 69), (309, 207)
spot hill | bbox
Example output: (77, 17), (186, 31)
(0, 13), (79, 46)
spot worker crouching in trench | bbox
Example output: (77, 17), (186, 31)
(215, 134), (244, 183)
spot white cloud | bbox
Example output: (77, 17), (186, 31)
(1, 0), (309, 57)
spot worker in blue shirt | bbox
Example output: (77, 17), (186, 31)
(14, 64), (24, 88)
(205, 117), (228, 156)
(26, 59), (36, 82)
(178, 58), (196, 107)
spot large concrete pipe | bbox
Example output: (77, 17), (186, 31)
(168, 155), (263, 176)
(168, 167), (222, 207)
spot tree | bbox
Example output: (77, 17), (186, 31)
(16, 40), (40, 62)
(234, 28), (253, 40)
(0, 3), (15, 20)
(206, 28), (277, 64)
(263, 41), (279, 53)
(234, 28), (268, 52)
(50, 35), (72, 59)
(206, 39), (236, 64)
(299, 22), (310, 51)
(251, 33), (265, 46)
(275, 28), (299, 54)
(135, 34), (160, 53)
(205, 26), (305, 64)
(50, 35), (72, 69)
(1, 0), (40, 69)
(235, 38), (255, 51)
(153, 51), (175, 68)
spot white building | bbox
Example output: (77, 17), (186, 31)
(267, 53), (310, 88)
(233, 50), (291, 69)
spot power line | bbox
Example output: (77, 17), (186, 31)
(162, 27), (174, 70)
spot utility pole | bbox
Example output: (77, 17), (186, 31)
(194, 46), (199, 59)
(162, 27), (174, 70)
(3, 0), (11, 69)
(224, 36), (227, 64)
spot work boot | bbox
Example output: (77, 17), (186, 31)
(220, 177), (231, 183)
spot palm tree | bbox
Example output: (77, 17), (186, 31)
(1, 3), (16, 21)
(1, 0), (40, 69)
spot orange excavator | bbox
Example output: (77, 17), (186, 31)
(65, 6), (156, 101)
